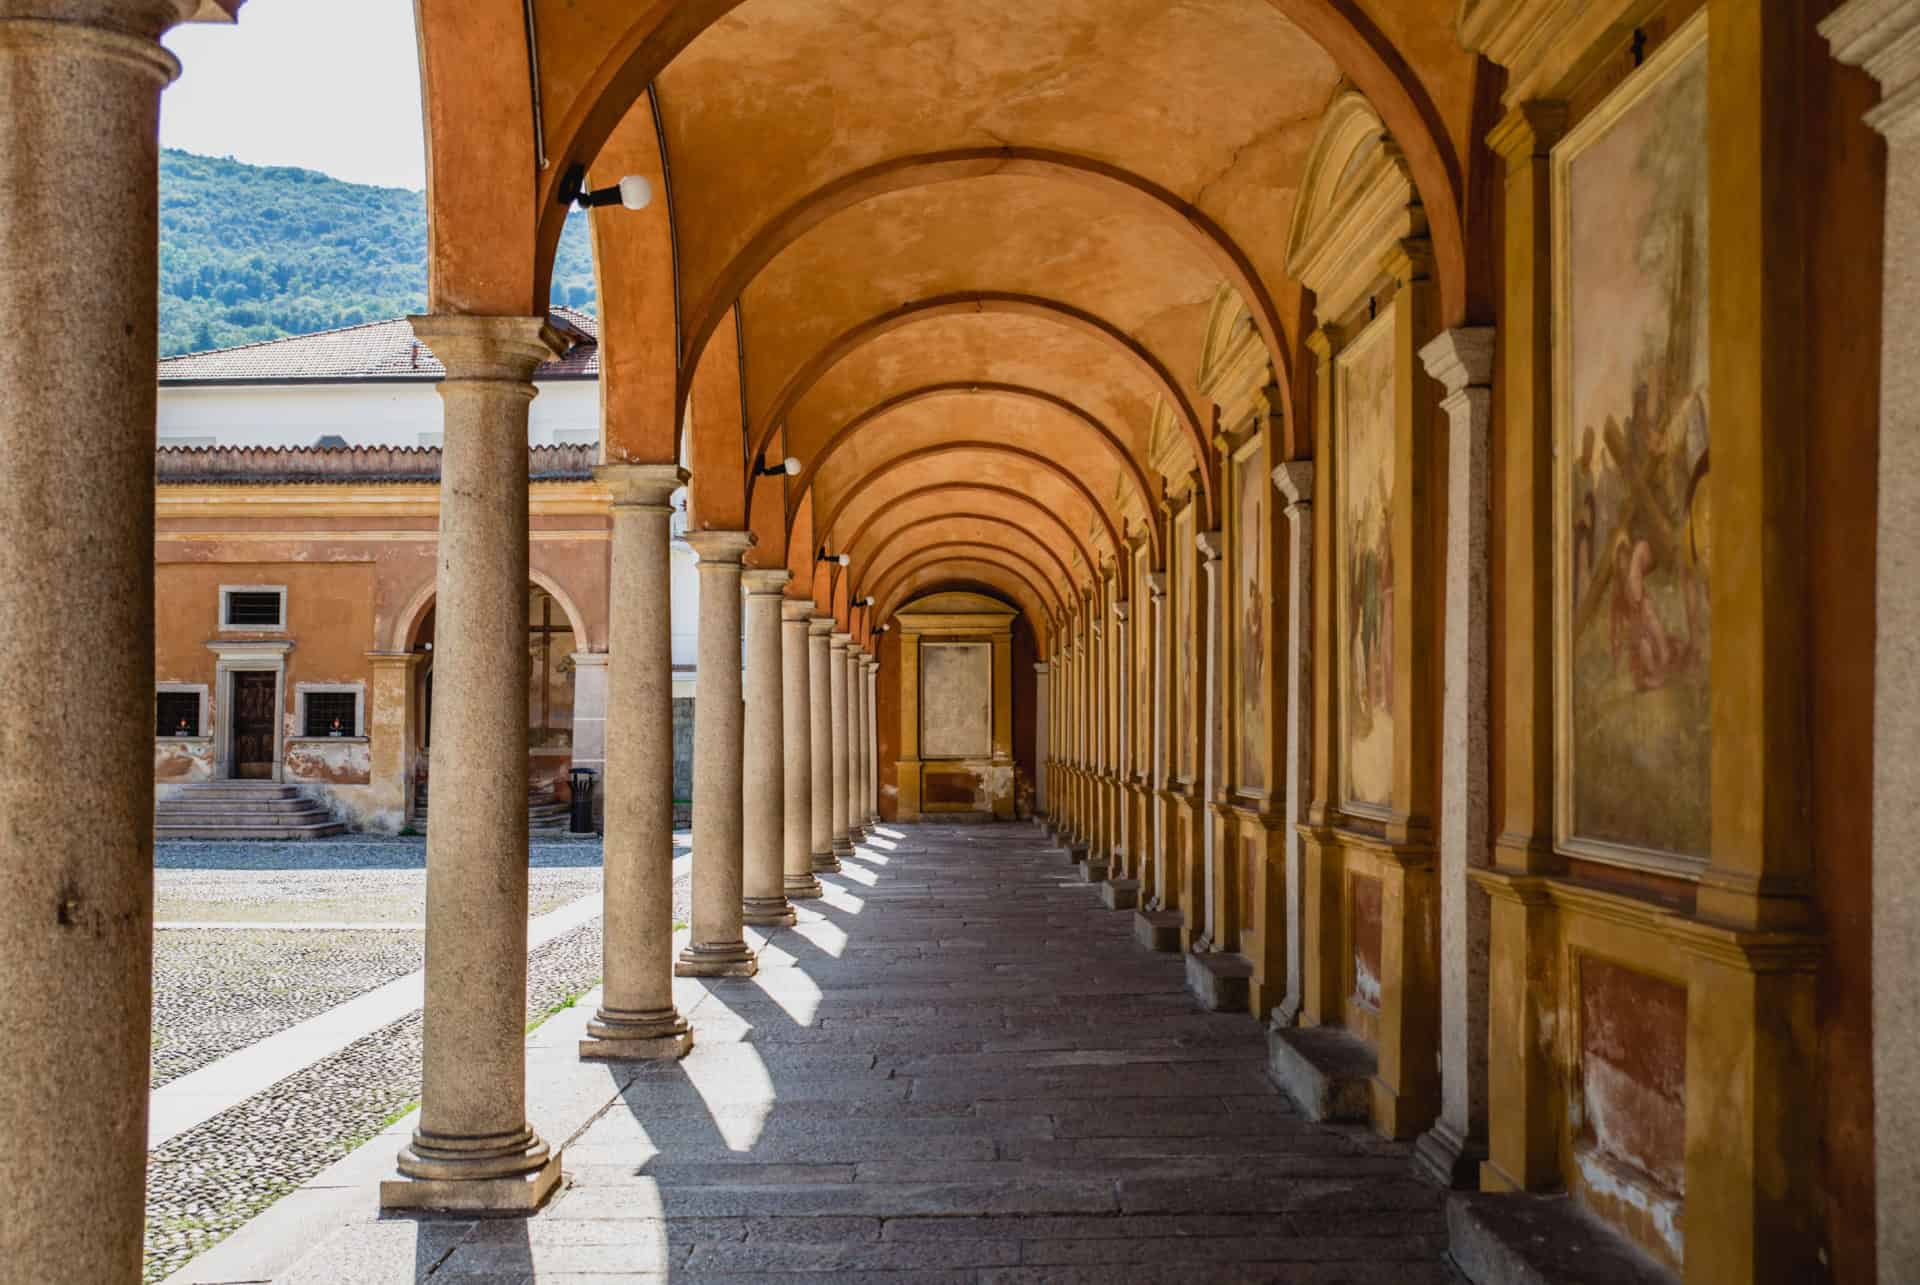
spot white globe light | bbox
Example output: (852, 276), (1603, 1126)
(783, 456), (801, 475)
(618, 175), (653, 210)
(837, 554), (851, 566)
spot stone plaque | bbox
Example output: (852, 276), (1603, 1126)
(920, 641), (992, 759)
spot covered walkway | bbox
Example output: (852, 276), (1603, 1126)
(278, 822), (1446, 1282)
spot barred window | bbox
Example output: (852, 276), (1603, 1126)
(157, 691), (200, 738)
(303, 691), (358, 737)
(222, 588), (285, 628)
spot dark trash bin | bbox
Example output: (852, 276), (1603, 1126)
(569, 767), (599, 835)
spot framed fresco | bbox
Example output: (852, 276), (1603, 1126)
(1334, 305), (1397, 818)
(1231, 435), (1268, 794)
(1173, 499), (1197, 783)
(1552, 12), (1711, 875)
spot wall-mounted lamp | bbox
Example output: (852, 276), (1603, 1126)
(755, 454), (802, 477)
(556, 163), (653, 211)
(858, 596), (876, 607)
(817, 545), (851, 566)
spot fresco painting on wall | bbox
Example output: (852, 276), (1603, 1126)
(1174, 503), (1196, 781)
(1336, 308), (1396, 812)
(1236, 452), (1266, 792)
(1555, 17), (1711, 867)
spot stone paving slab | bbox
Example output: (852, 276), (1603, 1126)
(265, 822), (1451, 1282)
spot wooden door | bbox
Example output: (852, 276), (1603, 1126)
(232, 671), (276, 779)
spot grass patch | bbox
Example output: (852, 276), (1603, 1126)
(525, 986), (590, 1034)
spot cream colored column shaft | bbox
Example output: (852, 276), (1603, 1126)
(1416, 329), (1496, 1186)
(1822, 8), (1920, 1276)
(581, 465), (693, 1062)
(809, 616), (841, 872)
(742, 570), (795, 926)
(1271, 463), (1315, 1027)
(677, 531), (756, 977)
(385, 315), (564, 1212)
(0, 4), (189, 1273)
(782, 602), (824, 898)
(1034, 662), (1052, 815)
(1147, 573), (1169, 907)
(830, 632), (853, 855)
(1196, 530), (1226, 947)
(866, 658), (881, 825)
(846, 645), (866, 843)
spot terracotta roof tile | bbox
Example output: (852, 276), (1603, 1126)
(155, 443), (598, 484)
(157, 308), (599, 383)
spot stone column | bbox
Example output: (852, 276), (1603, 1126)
(741, 570), (795, 926)
(1270, 463), (1315, 1028)
(1412, 330), (1495, 1186)
(1147, 572), (1169, 907)
(782, 602), (824, 899)
(569, 650), (608, 796)
(1823, 7), (1920, 1276)
(809, 616), (841, 872)
(866, 657), (881, 825)
(677, 531), (756, 977)
(581, 465), (693, 1061)
(0, 4), (190, 1272)
(1034, 661), (1052, 815)
(846, 644), (866, 844)
(383, 315), (564, 1212)
(1196, 529), (1226, 948)
(830, 632), (854, 856)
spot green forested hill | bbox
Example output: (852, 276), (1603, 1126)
(158, 150), (596, 356)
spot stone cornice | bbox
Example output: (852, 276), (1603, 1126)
(1825, 0), (1920, 138)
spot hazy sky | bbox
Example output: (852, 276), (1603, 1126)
(162, 0), (427, 191)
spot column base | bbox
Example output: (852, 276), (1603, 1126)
(1081, 856), (1110, 884)
(1413, 1119), (1488, 1190)
(832, 836), (855, 857)
(676, 941), (758, 977)
(1267, 1024), (1375, 1123)
(1065, 843), (1088, 866)
(580, 1007), (694, 1062)
(848, 825), (867, 845)
(1447, 1192), (1673, 1285)
(811, 850), (843, 874)
(743, 896), (798, 927)
(380, 1153), (562, 1214)
(785, 873), (825, 899)
(1100, 878), (1140, 911)
(1133, 909), (1183, 952)
(1184, 949), (1252, 1012)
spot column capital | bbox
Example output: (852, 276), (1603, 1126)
(568, 650), (609, 669)
(743, 568), (792, 595)
(829, 632), (852, 650)
(1195, 529), (1225, 562)
(366, 650), (425, 672)
(408, 314), (565, 384)
(1419, 326), (1496, 394)
(595, 463), (686, 509)
(808, 614), (835, 636)
(1272, 459), (1315, 509)
(1825, 0), (1920, 138)
(1147, 570), (1167, 598)
(1486, 100), (1568, 163)
(684, 529), (755, 563)
(781, 599), (816, 623)
(1034, 661), (1051, 674)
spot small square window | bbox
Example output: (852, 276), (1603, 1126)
(220, 586), (286, 630)
(303, 691), (359, 737)
(156, 691), (200, 738)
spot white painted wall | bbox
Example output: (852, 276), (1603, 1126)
(156, 378), (601, 448)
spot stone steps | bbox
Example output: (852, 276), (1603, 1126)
(412, 780), (579, 836)
(155, 782), (344, 840)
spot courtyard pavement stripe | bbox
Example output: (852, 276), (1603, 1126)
(146, 852), (689, 1149)
(157, 921), (427, 931)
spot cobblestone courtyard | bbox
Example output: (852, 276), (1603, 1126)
(147, 838), (691, 1283)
